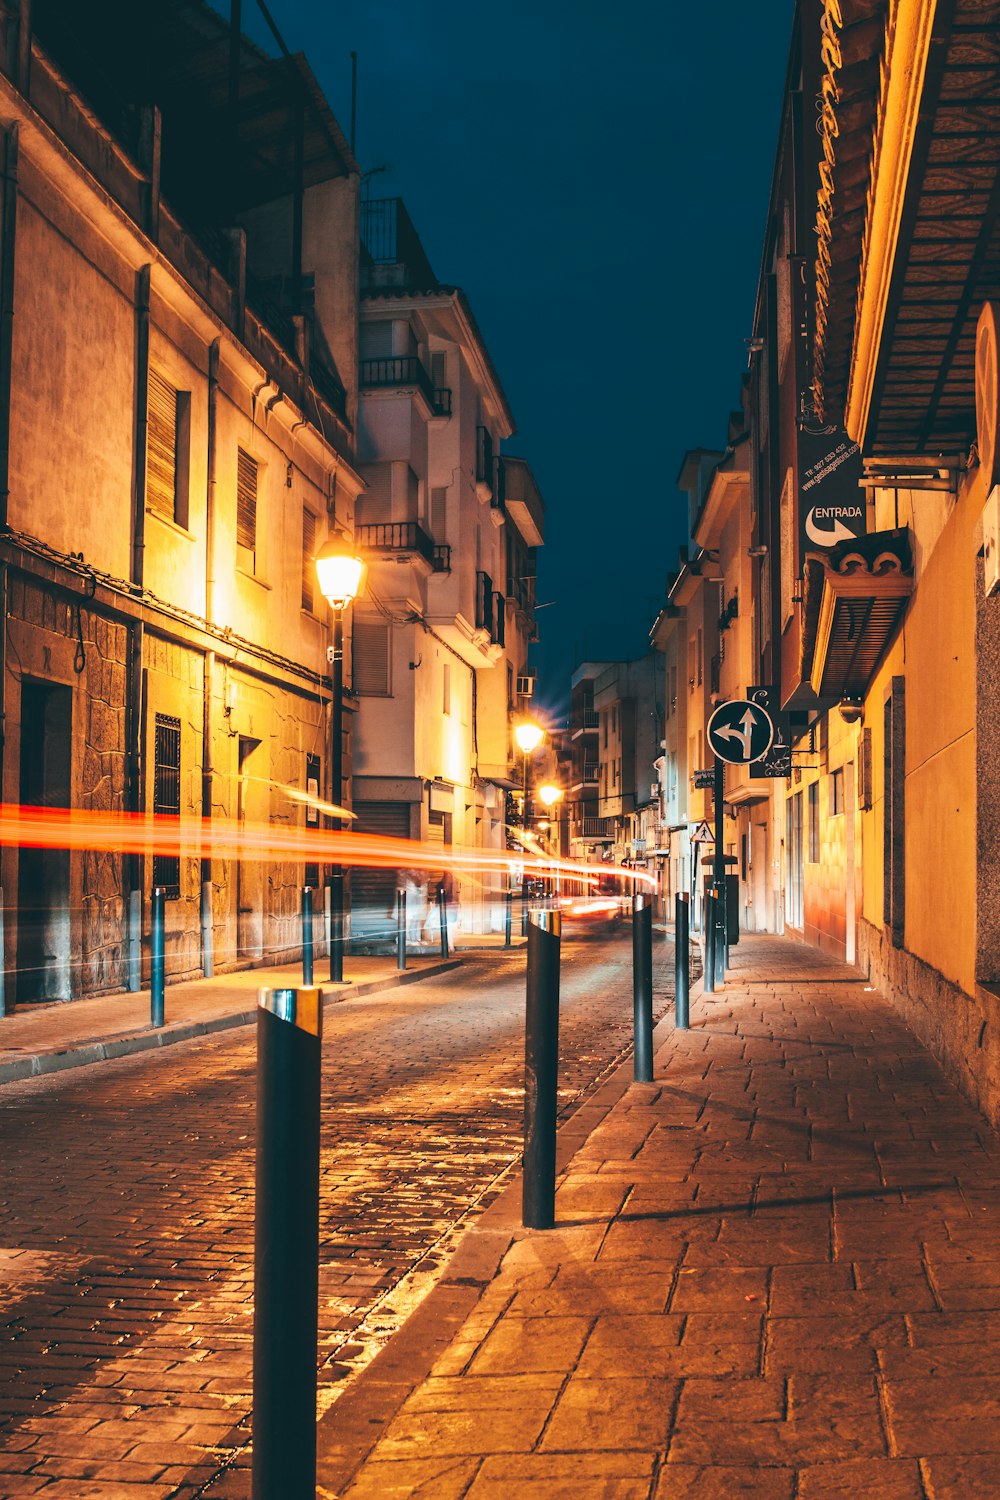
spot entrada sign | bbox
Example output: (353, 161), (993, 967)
(798, 427), (866, 554)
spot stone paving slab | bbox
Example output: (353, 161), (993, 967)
(318, 933), (1000, 1498)
(0, 954), (461, 1083)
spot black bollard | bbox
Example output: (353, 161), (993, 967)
(301, 886), (314, 986)
(329, 872), (345, 984)
(151, 886), (165, 1028)
(677, 894), (692, 1026)
(704, 887), (717, 994)
(437, 884), (449, 959)
(252, 985), (322, 1500)
(675, 892), (690, 1029)
(632, 892), (654, 1082)
(523, 909), (561, 1230)
(396, 888), (407, 971)
(715, 881), (728, 982)
(504, 887), (513, 947)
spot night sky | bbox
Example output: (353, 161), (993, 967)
(231, 1), (794, 720)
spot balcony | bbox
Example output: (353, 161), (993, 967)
(360, 355), (441, 412)
(572, 817), (614, 842)
(476, 426), (494, 501)
(571, 710), (599, 738)
(583, 762), (599, 782)
(432, 543), (452, 573)
(434, 387), (452, 417)
(476, 571), (505, 646)
(355, 521), (436, 571)
(500, 456), (545, 546)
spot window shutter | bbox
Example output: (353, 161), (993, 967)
(302, 509), (316, 612)
(237, 449), (258, 551)
(147, 369), (177, 520)
(353, 620), (390, 695)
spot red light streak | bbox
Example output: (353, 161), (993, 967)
(0, 805), (658, 888)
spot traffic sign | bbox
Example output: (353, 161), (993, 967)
(690, 820), (714, 844)
(707, 699), (775, 765)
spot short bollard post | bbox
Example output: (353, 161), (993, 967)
(675, 892), (690, 1029)
(437, 884), (449, 959)
(252, 985), (322, 1500)
(0, 886), (7, 1017)
(301, 886), (314, 986)
(329, 872), (344, 984)
(151, 886), (165, 1028)
(504, 887), (513, 946)
(201, 880), (214, 979)
(523, 909), (561, 1230)
(715, 882), (728, 982)
(396, 888), (407, 971)
(704, 887), (717, 994)
(632, 891), (654, 1082)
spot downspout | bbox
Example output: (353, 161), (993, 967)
(0, 123), (19, 999)
(126, 263), (151, 985)
(131, 264), (151, 588)
(202, 342), (220, 969)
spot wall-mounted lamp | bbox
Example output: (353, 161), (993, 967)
(838, 697), (864, 725)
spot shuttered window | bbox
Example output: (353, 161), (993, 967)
(353, 620), (390, 695)
(236, 448), (258, 562)
(152, 713), (181, 899)
(147, 370), (190, 526)
(302, 509), (316, 612)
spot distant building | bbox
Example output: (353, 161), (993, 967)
(593, 654), (663, 870)
(567, 662), (612, 863)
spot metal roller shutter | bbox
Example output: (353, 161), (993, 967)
(351, 802), (411, 941)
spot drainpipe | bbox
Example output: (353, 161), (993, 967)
(0, 123), (19, 803)
(126, 619), (145, 990)
(202, 340), (220, 965)
(132, 264), (151, 588)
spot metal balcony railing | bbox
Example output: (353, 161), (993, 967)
(476, 426), (494, 494)
(492, 591), (505, 646)
(583, 763), (599, 782)
(575, 709), (599, 729)
(360, 355), (436, 408)
(433, 387), (452, 416)
(573, 817), (613, 839)
(432, 543), (452, 573)
(355, 521), (436, 569)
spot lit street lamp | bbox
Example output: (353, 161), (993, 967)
(315, 538), (365, 982)
(536, 782), (564, 895)
(514, 718), (544, 829)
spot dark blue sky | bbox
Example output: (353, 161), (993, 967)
(238, 2), (793, 716)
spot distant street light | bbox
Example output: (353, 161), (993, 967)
(536, 783), (563, 809)
(514, 718), (544, 828)
(315, 538), (366, 982)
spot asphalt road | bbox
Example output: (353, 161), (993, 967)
(0, 926), (674, 1498)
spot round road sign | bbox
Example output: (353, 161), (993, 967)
(706, 699), (775, 765)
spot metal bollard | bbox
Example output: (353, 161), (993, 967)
(437, 885), (449, 960)
(201, 880), (214, 979)
(151, 886), (165, 1028)
(329, 872), (344, 984)
(632, 892), (654, 1082)
(675, 892), (690, 1029)
(0, 886), (6, 1017)
(704, 887), (717, 994)
(128, 888), (141, 993)
(252, 985), (322, 1500)
(715, 882), (728, 982)
(523, 909), (561, 1230)
(396, 888), (407, 971)
(301, 887), (314, 986)
(504, 887), (513, 947)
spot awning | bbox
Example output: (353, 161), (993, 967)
(804, 528), (913, 699)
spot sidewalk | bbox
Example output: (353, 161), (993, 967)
(0, 951), (462, 1085)
(317, 933), (1000, 1499)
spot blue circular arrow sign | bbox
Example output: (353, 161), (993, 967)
(707, 698), (775, 764)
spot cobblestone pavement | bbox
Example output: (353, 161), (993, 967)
(321, 935), (1000, 1500)
(0, 928), (671, 1497)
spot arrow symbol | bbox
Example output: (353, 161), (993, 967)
(715, 708), (757, 760)
(805, 507), (856, 547)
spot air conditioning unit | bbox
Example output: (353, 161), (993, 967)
(985, 485), (1000, 596)
(517, 675), (535, 697)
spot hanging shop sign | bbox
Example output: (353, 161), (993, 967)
(747, 684), (793, 780)
(798, 426), (866, 554)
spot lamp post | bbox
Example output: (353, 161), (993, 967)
(536, 782), (564, 900)
(315, 539), (365, 984)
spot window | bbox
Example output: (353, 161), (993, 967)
(807, 781), (819, 862)
(152, 713), (181, 899)
(443, 662), (451, 716)
(353, 619), (391, 695)
(302, 509), (316, 612)
(236, 448), (258, 570)
(830, 767), (845, 816)
(884, 677), (905, 946)
(147, 368), (190, 527)
(431, 486), (448, 542)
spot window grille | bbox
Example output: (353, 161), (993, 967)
(152, 713), (181, 899)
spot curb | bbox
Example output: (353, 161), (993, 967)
(0, 957), (463, 1086)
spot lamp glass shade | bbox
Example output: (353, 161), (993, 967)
(315, 544), (365, 608)
(537, 783), (563, 807)
(514, 720), (544, 754)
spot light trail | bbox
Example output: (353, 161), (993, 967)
(0, 805), (658, 888)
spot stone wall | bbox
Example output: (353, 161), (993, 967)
(860, 916), (1000, 1128)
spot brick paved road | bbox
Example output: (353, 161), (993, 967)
(0, 928), (672, 1498)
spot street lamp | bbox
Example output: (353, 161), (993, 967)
(536, 783), (564, 896)
(315, 538), (366, 982)
(514, 718), (544, 829)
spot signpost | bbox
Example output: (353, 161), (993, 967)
(704, 699), (776, 981)
(747, 685), (792, 779)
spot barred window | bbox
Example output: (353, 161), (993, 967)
(236, 448), (258, 565)
(152, 713), (181, 899)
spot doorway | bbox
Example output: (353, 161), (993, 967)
(16, 681), (73, 1001)
(237, 736), (263, 959)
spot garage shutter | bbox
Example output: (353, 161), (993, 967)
(351, 802), (411, 938)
